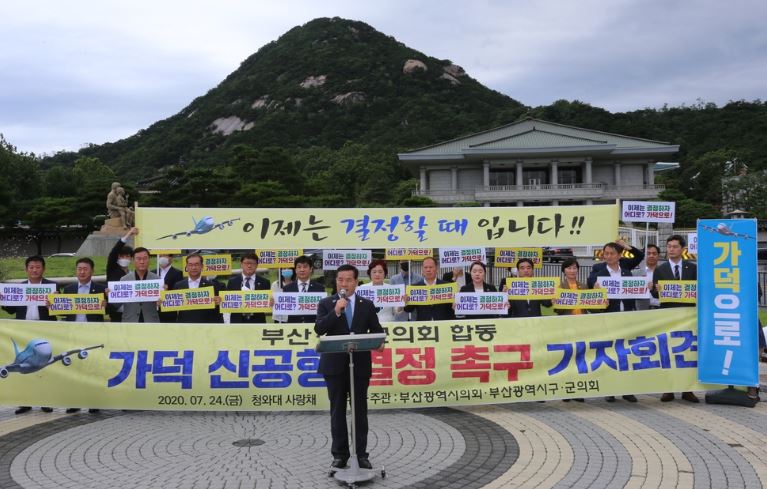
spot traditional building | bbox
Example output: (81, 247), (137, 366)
(398, 117), (678, 206)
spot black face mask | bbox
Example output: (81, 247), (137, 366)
(400, 262), (409, 272)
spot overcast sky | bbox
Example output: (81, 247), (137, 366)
(2, 0), (765, 156)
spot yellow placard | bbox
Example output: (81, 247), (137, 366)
(0, 308), (717, 410)
(504, 277), (558, 300)
(552, 288), (608, 310)
(160, 287), (216, 312)
(47, 294), (105, 316)
(406, 282), (458, 305)
(182, 254), (232, 277)
(218, 290), (272, 313)
(495, 248), (544, 268)
(659, 280), (698, 304)
(255, 249), (303, 269)
(385, 248), (433, 260)
(135, 205), (619, 249)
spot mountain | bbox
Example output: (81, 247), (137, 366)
(50, 17), (526, 179)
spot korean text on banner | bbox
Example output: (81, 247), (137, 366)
(182, 254), (232, 277)
(454, 292), (508, 315)
(108, 280), (163, 303)
(596, 277), (650, 299)
(219, 290), (272, 314)
(621, 201), (676, 223)
(697, 218), (758, 386)
(0, 283), (56, 307)
(355, 284), (406, 308)
(505, 277), (558, 300)
(658, 281), (697, 304)
(552, 288), (608, 310)
(0, 308), (718, 410)
(161, 287), (216, 312)
(271, 292), (327, 316)
(136, 205), (619, 249)
(47, 294), (105, 316)
(255, 250), (303, 269)
(384, 249), (433, 260)
(406, 283), (458, 305)
(495, 248), (543, 268)
(438, 248), (487, 267)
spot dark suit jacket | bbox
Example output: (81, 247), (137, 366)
(158, 266), (184, 323)
(404, 278), (456, 321)
(587, 246), (645, 313)
(652, 260), (697, 308)
(226, 274), (271, 323)
(458, 282), (501, 319)
(314, 293), (384, 377)
(2, 278), (58, 321)
(62, 281), (107, 322)
(173, 277), (223, 323)
(283, 280), (325, 323)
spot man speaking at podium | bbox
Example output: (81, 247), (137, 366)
(315, 264), (384, 470)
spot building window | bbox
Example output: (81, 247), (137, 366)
(523, 169), (548, 186)
(489, 170), (515, 186)
(558, 167), (582, 184)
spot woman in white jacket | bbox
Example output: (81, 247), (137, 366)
(358, 259), (395, 322)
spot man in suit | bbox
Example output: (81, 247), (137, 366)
(173, 253), (223, 323)
(315, 264), (384, 470)
(404, 257), (456, 321)
(505, 258), (552, 318)
(227, 253), (270, 323)
(284, 255), (325, 324)
(106, 227), (137, 322)
(587, 239), (645, 313)
(62, 257), (106, 414)
(635, 244), (661, 311)
(121, 246), (161, 323)
(652, 234), (699, 403)
(158, 253), (183, 323)
(2, 255), (56, 414)
(587, 239), (644, 403)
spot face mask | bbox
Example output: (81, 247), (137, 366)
(281, 270), (293, 279)
(158, 257), (170, 267)
(117, 258), (131, 267)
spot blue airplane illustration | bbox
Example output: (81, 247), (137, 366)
(700, 223), (755, 240)
(0, 339), (104, 379)
(157, 216), (241, 240)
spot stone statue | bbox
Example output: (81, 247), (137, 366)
(106, 182), (134, 229)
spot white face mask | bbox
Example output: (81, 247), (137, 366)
(158, 257), (170, 267)
(117, 258), (131, 268)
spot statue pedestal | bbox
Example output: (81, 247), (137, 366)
(76, 221), (134, 257)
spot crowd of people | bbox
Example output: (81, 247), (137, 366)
(3, 230), (763, 414)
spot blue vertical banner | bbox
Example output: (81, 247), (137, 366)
(697, 219), (758, 385)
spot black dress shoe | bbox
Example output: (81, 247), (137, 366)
(605, 396), (616, 402)
(40, 407), (53, 413)
(15, 406), (31, 415)
(358, 457), (372, 469)
(681, 391), (699, 403)
(622, 395), (638, 403)
(66, 408), (80, 414)
(331, 458), (348, 469)
(660, 393), (674, 402)
(88, 409), (100, 414)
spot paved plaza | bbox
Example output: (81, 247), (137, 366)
(2, 375), (767, 488)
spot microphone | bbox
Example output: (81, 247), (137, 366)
(338, 288), (347, 311)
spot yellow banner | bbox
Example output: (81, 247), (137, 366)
(406, 283), (458, 305)
(47, 294), (105, 316)
(219, 290), (272, 313)
(255, 249), (303, 269)
(150, 249), (182, 255)
(505, 277), (558, 300)
(136, 205), (619, 249)
(384, 248), (433, 260)
(182, 254), (232, 277)
(659, 280), (698, 304)
(0, 309), (717, 410)
(495, 248), (544, 268)
(160, 287), (216, 312)
(552, 288), (608, 310)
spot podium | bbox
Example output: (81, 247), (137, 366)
(317, 333), (387, 487)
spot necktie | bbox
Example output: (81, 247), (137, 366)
(244, 277), (251, 289)
(674, 264), (680, 280)
(301, 283), (307, 293)
(344, 299), (353, 330)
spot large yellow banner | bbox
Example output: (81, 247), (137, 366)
(0, 309), (717, 410)
(135, 204), (618, 249)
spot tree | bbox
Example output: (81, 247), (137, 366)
(722, 172), (767, 218)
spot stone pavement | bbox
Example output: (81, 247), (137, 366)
(2, 375), (767, 488)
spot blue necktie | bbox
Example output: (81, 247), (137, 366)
(344, 299), (353, 331)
